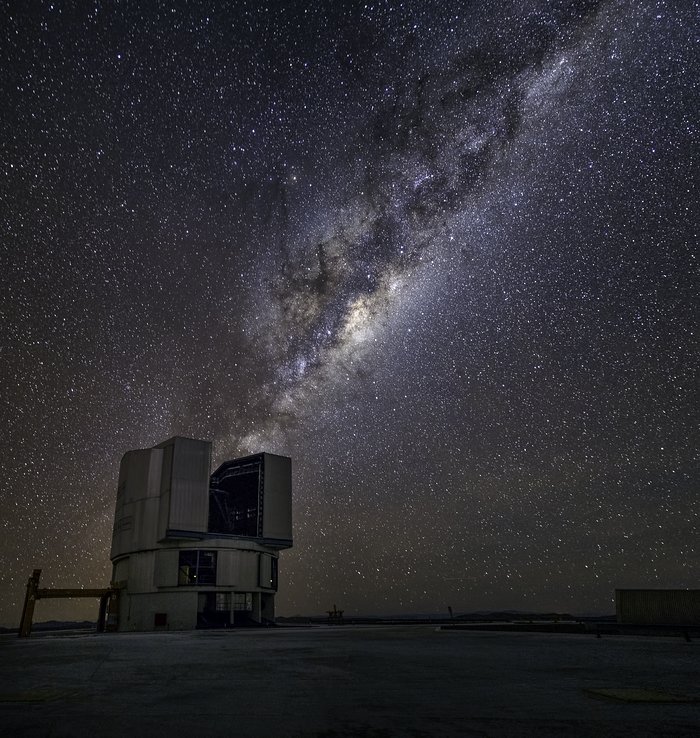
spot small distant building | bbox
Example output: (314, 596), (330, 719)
(615, 589), (700, 626)
(110, 437), (292, 631)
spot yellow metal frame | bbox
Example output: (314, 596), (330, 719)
(18, 569), (119, 637)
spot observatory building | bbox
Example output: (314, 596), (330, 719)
(110, 437), (292, 631)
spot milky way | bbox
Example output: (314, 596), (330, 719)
(1, 0), (697, 624)
(242, 1), (611, 450)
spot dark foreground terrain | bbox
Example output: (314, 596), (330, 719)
(0, 625), (698, 737)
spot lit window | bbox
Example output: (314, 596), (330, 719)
(178, 550), (217, 585)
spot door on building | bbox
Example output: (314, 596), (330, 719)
(196, 592), (231, 628)
(233, 592), (255, 625)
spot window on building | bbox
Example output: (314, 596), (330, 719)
(178, 550), (217, 585)
(233, 592), (252, 611)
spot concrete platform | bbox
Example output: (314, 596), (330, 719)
(1, 626), (699, 737)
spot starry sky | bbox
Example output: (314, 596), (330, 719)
(1, 0), (697, 626)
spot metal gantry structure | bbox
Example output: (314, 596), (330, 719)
(18, 569), (120, 637)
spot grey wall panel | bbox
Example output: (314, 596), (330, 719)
(159, 438), (211, 534)
(237, 550), (260, 589)
(132, 497), (160, 552)
(172, 437), (211, 481)
(122, 591), (198, 631)
(258, 553), (272, 588)
(216, 550), (240, 586)
(157, 442), (174, 540)
(154, 549), (179, 587)
(169, 477), (209, 532)
(146, 449), (163, 497)
(120, 448), (163, 504)
(261, 453), (293, 541)
(111, 449), (163, 559)
(122, 450), (149, 504)
(126, 552), (156, 594)
(110, 503), (133, 560)
(151, 591), (198, 630)
(111, 557), (129, 585)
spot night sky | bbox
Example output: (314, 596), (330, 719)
(1, 0), (697, 626)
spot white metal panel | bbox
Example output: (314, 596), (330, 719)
(261, 453), (293, 542)
(171, 437), (211, 481)
(169, 476), (209, 531)
(237, 550), (260, 589)
(122, 448), (163, 503)
(154, 549), (179, 587)
(111, 557), (129, 585)
(126, 552), (156, 594)
(258, 553), (272, 588)
(111, 448), (163, 559)
(132, 497), (160, 552)
(121, 591), (198, 631)
(158, 437), (211, 533)
(216, 549), (240, 586)
(110, 503), (133, 560)
(157, 442), (174, 540)
(146, 449), (163, 497)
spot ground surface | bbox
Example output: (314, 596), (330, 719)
(1, 625), (699, 737)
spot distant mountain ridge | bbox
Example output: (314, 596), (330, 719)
(0, 620), (96, 634)
(0, 611), (616, 633)
(277, 610), (615, 623)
